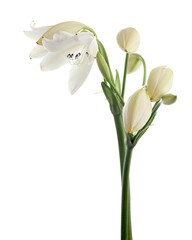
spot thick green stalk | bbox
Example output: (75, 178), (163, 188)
(121, 53), (129, 99)
(113, 114), (127, 175)
(121, 146), (133, 240)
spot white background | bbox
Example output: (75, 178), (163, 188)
(0, 0), (191, 239)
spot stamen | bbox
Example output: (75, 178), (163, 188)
(67, 53), (72, 59)
(67, 49), (88, 66)
(75, 53), (81, 59)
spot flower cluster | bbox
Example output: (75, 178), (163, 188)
(123, 65), (174, 134)
(116, 27), (176, 134)
(25, 21), (176, 136)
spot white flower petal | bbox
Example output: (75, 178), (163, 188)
(29, 45), (47, 59)
(88, 37), (98, 57)
(37, 21), (85, 45)
(40, 44), (83, 71)
(40, 51), (68, 71)
(68, 58), (94, 94)
(24, 23), (52, 41)
(76, 32), (94, 46)
(42, 32), (77, 52)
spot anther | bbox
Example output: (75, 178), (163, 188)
(75, 53), (81, 59)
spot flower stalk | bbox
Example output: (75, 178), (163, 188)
(113, 114), (127, 175)
(122, 53), (129, 99)
(121, 141), (133, 240)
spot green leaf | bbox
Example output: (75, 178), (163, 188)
(132, 101), (162, 146)
(101, 82), (122, 115)
(115, 70), (121, 94)
(132, 112), (157, 146)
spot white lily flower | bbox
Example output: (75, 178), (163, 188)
(25, 22), (98, 94)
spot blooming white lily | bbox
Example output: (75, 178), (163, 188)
(25, 22), (98, 94)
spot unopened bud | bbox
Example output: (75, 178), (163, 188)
(123, 88), (152, 134)
(96, 52), (111, 81)
(117, 27), (140, 53)
(162, 94), (177, 105)
(127, 54), (142, 73)
(147, 66), (173, 102)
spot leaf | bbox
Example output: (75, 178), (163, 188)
(101, 82), (122, 115)
(115, 70), (121, 94)
(132, 101), (162, 146)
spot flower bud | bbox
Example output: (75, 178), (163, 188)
(147, 66), (173, 102)
(96, 52), (111, 81)
(116, 27), (140, 53)
(127, 54), (142, 73)
(162, 94), (177, 105)
(123, 88), (152, 134)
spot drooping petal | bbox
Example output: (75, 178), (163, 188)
(68, 57), (94, 94)
(40, 51), (68, 71)
(24, 22), (52, 41)
(76, 32), (94, 46)
(42, 32), (77, 52)
(88, 37), (98, 57)
(29, 45), (48, 59)
(37, 21), (85, 45)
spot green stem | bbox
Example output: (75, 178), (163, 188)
(121, 146), (133, 240)
(134, 53), (147, 86)
(121, 53), (129, 99)
(141, 56), (147, 86)
(113, 114), (127, 176)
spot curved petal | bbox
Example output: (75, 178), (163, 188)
(68, 58), (94, 94)
(40, 51), (68, 71)
(42, 32), (77, 52)
(88, 37), (98, 57)
(37, 21), (85, 45)
(29, 45), (47, 59)
(76, 32), (94, 46)
(24, 22), (52, 41)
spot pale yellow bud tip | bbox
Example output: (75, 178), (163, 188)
(116, 27), (140, 53)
